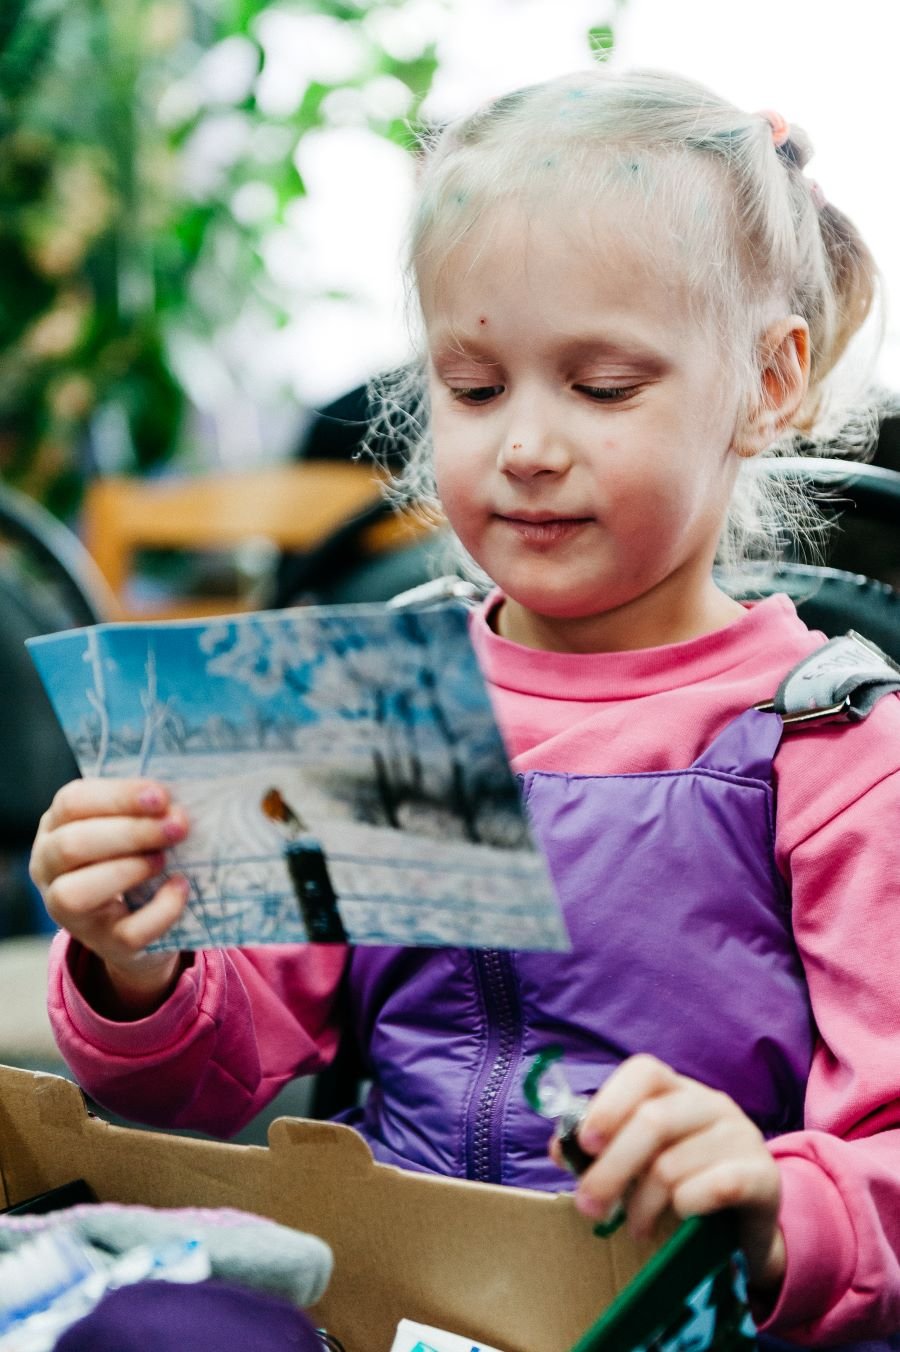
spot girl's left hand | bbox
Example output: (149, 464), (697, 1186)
(555, 1054), (786, 1301)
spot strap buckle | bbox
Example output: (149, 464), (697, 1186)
(755, 629), (900, 727)
(753, 694), (854, 726)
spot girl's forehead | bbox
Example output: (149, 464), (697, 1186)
(418, 199), (695, 333)
(414, 147), (738, 332)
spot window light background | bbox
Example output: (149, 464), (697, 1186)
(192, 0), (900, 459)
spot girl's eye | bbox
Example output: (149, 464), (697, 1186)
(449, 385), (504, 405)
(576, 384), (639, 403)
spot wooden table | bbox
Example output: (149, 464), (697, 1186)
(82, 462), (435, 620)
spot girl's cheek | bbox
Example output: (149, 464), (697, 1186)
(436, 481), (469, 537)
(432, 447), (461, 509)
(434, 476), (481, 553)
(433, 429), (494, 539)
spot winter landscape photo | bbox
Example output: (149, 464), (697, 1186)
(27, 600), (567, 952)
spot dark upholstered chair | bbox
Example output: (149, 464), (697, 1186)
(0, 483), (111, 856)
(737, 458), (900, 662)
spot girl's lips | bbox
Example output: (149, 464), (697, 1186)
(495, 514), (593, 545)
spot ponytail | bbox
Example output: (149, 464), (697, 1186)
(813, 200), (878, 383)
(773, 128), (880, 433)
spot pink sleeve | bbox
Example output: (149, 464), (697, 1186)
(758, 767), (900, 1342)
(47, 931), (348, 1138)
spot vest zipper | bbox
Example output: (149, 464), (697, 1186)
(467, 948), (521, 1184)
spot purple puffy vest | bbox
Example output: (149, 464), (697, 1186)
(340, 706), (814, 1190)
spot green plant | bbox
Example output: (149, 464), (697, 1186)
(0, 1), (183, 514)
(0, 0), (443, 516)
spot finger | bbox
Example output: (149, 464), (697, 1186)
(624, 1121), (736, 1238)
(44, 779), (172, 830)
(647, 1111), (764, 1189)
(575, 1085), (723, 1219)
(38, 808), (189, 885)
(109, 875), (191, 953)
(624, 1169), (672, 1241)
(43, 852), (170, 925)
(578, 1054), (681, 1153)
(669, 1154), (780, 1221)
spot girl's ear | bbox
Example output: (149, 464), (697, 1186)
(732, 317), (811, 457)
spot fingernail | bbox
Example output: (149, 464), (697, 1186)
(171, 874), (191, 899)
(138, 788), (165, 811)
(145, 851), (166, 872)
(162, 815), (187, 843)
(575, 1191), (623, 1227)
(574, 1190), (604, 1219)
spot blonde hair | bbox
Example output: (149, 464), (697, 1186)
(369, 67), (881, 586)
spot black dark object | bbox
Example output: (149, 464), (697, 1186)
(571, 1211), (755, 1352)
(764, 563), (900, 662)
(272, 381), (442, 608)
(285, 840), (348, 943)
(734, 457), (900, 662)
(317, 1332), (349, 1352)
(0, 482), (110, 857)
(557, 1120), (596, 1177)
(270, 494), (395, 608)
(297, 383), (407, 472)
(1, 1177), (97, 1215)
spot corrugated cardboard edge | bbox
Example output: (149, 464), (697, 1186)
(0, 1064), (668, 1352)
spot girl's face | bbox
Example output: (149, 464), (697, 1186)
(423, 205), (752, 653)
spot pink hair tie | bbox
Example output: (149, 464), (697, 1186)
(757, 108), (790, 148)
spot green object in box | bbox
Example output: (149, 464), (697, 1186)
(523, 1049), (757, 1351)
(570, 1210), (756, 1352)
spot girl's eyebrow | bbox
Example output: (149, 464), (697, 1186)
(429, 331), (671, 371)
(428, 337), (499, 366)
(554, 334), (671, 369)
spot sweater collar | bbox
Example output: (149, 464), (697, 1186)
(470, 591), (807, 701)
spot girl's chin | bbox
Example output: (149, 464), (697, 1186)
(499, 592), (619, 628)
(500, 582), (617, 619)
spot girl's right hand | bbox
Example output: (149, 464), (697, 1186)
(29, 778), (192, 1018)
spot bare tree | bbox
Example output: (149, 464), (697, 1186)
(138, 642), (174, 775)
(83, 628), (110, 775)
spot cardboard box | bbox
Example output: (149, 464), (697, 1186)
(0, 1063), (669, 1352)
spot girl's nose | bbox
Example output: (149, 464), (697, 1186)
(497, 433), (571, 479)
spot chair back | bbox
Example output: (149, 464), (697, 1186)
(737, 458), (900, 659)
(0, 483), (112, 852)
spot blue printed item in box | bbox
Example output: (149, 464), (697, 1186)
(389, 1319), (507, 1352)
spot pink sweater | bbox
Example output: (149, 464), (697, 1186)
(49, 594), (900, 1343)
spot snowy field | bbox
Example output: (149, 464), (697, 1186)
(137, 748), (565, 950)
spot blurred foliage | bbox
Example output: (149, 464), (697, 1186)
(0, 0), (443, 516)
(587, 24), (615, 58)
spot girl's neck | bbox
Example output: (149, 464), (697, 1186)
(493, 580), (747, 654)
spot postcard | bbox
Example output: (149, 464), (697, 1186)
(27, 600), (567, 952)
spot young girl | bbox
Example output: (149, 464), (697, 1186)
(30, 69), (900, 1344)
